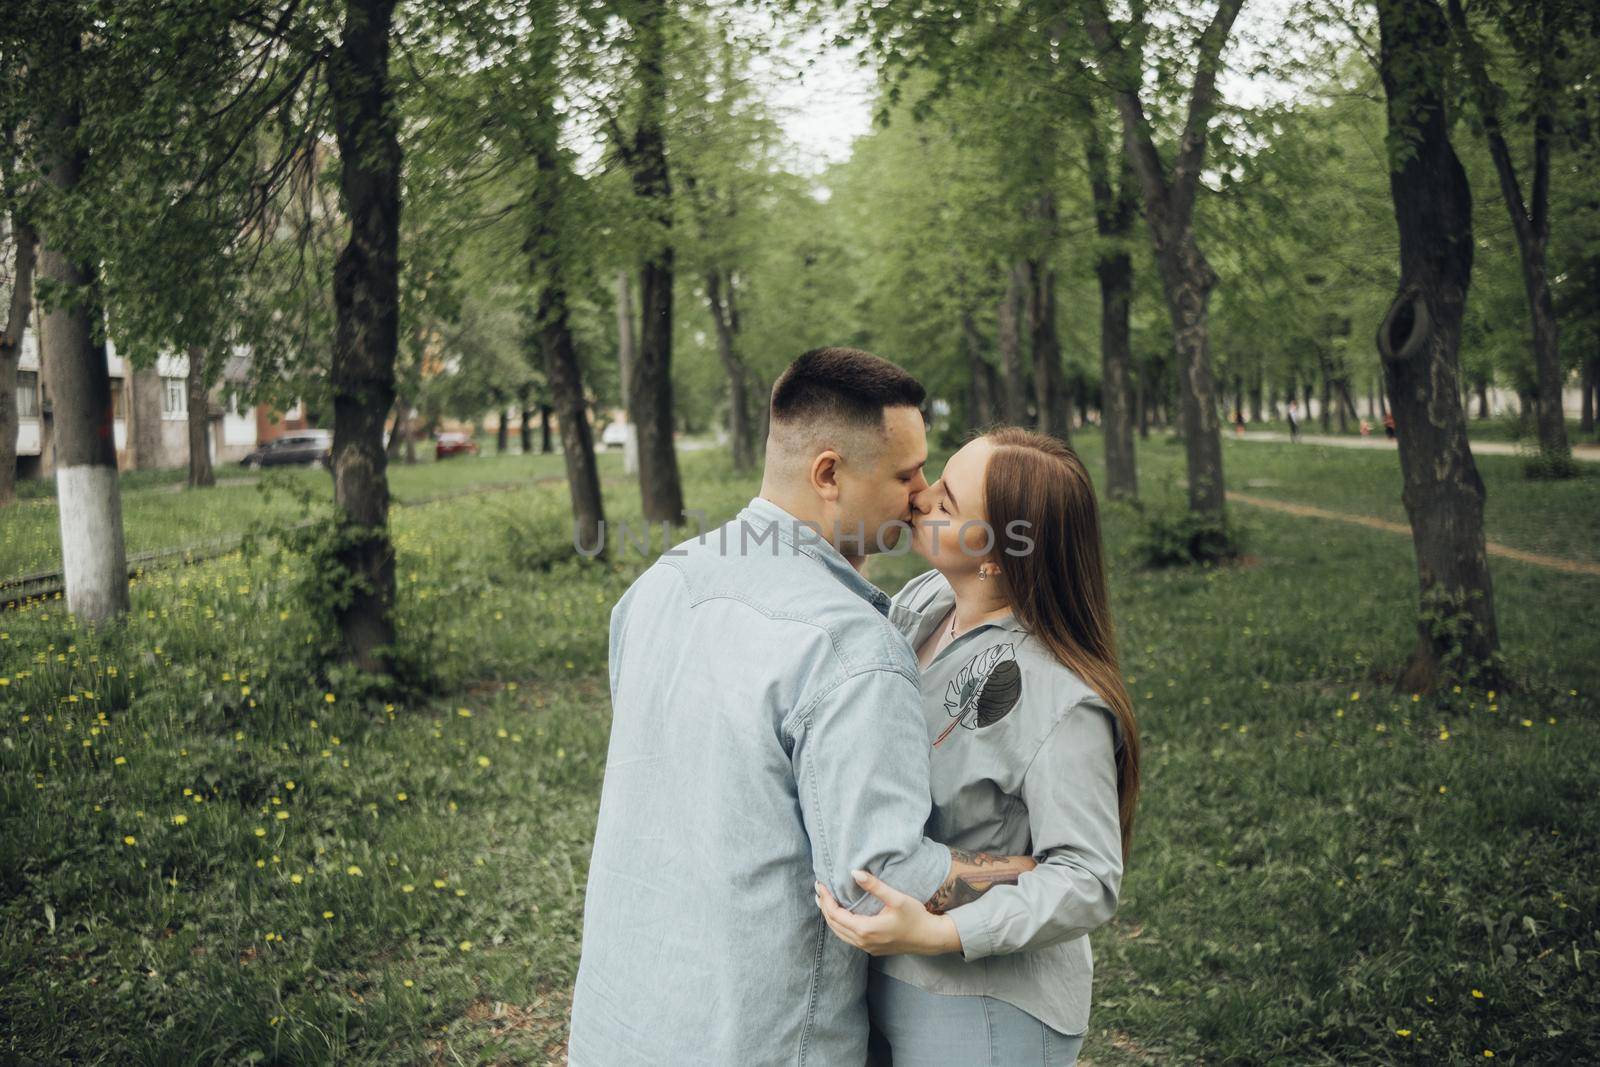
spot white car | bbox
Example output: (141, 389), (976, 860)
(600, 422), (629, 449)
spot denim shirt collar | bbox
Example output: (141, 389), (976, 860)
(740, 495), (893, 617)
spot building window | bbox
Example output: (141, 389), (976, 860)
(162, 376), (187, 417)
(17, 370), (38, 418)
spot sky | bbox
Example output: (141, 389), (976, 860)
(759, 0), (1315, 176)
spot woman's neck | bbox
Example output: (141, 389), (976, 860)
(944, 569), (1013, 633)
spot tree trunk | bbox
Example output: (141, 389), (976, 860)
(540, 403), (552, 453)
(327, 0), (403, 674)
(625, 0), (684, 524)
(1581, 356), (1595, 433)
(537, 285), (605, 557)
(996, 263), (1029, 423)
(519, 385), (534, 454)
(526, 62), (606, 557)
(0, 216), (35, 507)
(961, 306), (998, 432)
(186, 344), (215, 487)
(1445, 0), (1569, 463)
(614, 270), (639, 475)
(1025, 196), (1071, 443)
(1250, 373), (1264, 422)
(496, 407), (509, 453)
(1376, 0), (1501, 691)
(706, 269), (754, 471)
(1085, 0), (1238, 520)
(35, 22), (129, 623)
(1083, 113), (1139, 499)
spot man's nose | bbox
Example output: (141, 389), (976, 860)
(909, 482), (932, 513)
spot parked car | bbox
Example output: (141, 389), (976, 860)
(600, 421), (629, 449)
(240, 430), (332, 470)
(435, 431), (480, 460)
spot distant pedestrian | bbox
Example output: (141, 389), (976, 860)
(1286, 401), (1301, 443)
(1359, 418), (1371, 437)
(1383, 412), (1396, 439)
(1233, 409), (1246, 436)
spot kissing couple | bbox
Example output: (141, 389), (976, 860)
(568, 346), (1141, 1066)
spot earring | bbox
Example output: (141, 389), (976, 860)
(978, 569), (988, 582)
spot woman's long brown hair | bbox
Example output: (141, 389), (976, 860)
(981, 427), (1141, 864)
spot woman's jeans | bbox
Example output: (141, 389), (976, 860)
(865, 968), (1086, 1066)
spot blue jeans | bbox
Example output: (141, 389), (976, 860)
(866, 969), (1086, 1066)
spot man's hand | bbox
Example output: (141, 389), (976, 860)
(815, 870), (961, 957)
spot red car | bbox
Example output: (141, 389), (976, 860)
(435, 431), (480, 460)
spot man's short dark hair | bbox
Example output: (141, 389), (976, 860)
(768, 347), (926, 430)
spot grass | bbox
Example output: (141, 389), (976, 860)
(0, 450), (626, 581)
(2, 437), (1597, 1064)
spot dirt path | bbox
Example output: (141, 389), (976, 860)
(1229, 491), (1600, 578)
(1235, 430), (1600, 462)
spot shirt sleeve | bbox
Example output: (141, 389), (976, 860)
(947, 697), (1123, 960)
(786, 666), (954, 917)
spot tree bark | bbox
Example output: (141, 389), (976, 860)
(706, 268), (754, 471)
(526, 64), (606, 558)
(1375, 0), (1501, 691)
(1445, 0), (1570, 463)
(186, 344), (215, 487)
(0, 216), (35, 507)
(1582, 356), (1595, 433)
(623, 0), (684, 523)
(519, 384), (534, 454)
(496, 406), (509, 453)
(1082, 111), (1138, 499)
(996, 263), (1030, 424)
(961, 306), (998, 432)
(326, 0), (403, 674)
(1025, 195), (1071, 443)
(1085, 0), (1239, 520)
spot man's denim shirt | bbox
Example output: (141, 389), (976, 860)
(568, 496), (953, 1066)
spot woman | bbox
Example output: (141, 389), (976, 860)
(815, 426), (1140, 1066)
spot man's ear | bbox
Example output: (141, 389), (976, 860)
(810, 450), (843, 503)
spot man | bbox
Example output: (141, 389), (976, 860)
(568, 347), (1036, 1065)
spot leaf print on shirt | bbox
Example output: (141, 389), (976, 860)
(933, 642), (1023, 747)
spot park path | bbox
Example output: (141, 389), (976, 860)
(1235, 429), (1600, 462)
(1228, 491), (1600, 577)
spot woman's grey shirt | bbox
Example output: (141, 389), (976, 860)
(873, 567), (1125, 1037)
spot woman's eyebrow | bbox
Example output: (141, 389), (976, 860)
(945, 481), (959, 511)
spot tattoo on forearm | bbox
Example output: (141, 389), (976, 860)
(923, 847), (1037, 914)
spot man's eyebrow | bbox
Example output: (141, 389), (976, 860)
(900, 456), (927, 476)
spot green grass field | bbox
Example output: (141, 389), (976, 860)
(2, 434), (1596, 1064)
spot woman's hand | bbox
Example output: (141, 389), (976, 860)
(814, 870), (963, 957)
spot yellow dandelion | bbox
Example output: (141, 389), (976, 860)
(403, 978), (414, 988)
(276, 811), (290, 821)
(476, 756), (491, 768)
(254, 827), (267, 837)
(324, 693), (336, 703)
(346, 865), (363, 877)
(1439, 786), (1448, 794)
(1521, 719), (1532, 728)
(458, 940), (473, 952)
(457, 708), (472, 718)
(434, 879), (447, 889)
(173, 814), (188, 826)
(396, 792), (407, 802)
(401, 883), (415, 893)
(113, 755), (127, 766)
(123, 835), (137, 846)
(1472, 989), (1484, 999)
(1396, 1029), (1411, 1037)
(291, 873), (303, 885)
(323, 910), (334, 920)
